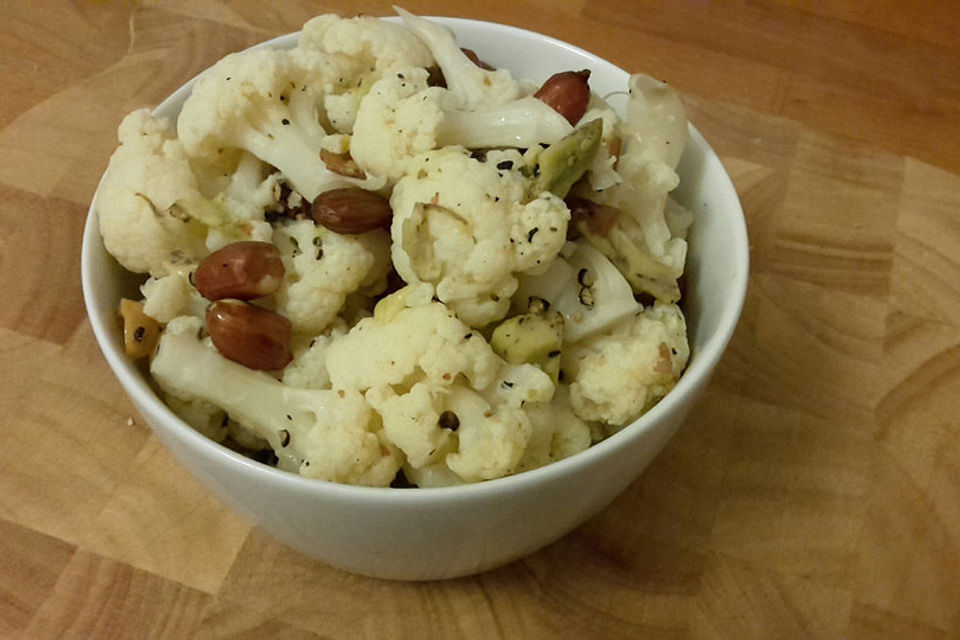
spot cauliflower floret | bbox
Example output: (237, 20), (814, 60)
(563, 303), (689, 426)
(325, 303), (554, 482)
(622, 74), (689, 171)
(139, 266), (206, 323)
(96, 109), (210, 276)
(576, 74), (692, 302)
(390, 147), (570, 327)
(326, 302), (501, 390)
(365, 382), (450, 469)
(299, 14), (435, 134)
(349, 68), (445, 182)
(164, 395), (227, 443)
(177, 46), (383, 202)
(514, 387), (591, 473)
(199, 152), (279, 251)
(281, 323), (348, 390)
(213, 152), (281, 220)
(581, 93), (623, 192)
(300, 13), (434, 75)
(396, 7), (519, 110)
(151, 316), (399, 486)
(442, 386), (532, 482)
(272, 219), (392, 335)
(349, 68), (572, 182)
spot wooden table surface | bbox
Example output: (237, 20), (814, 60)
(2, 1), (959, 637)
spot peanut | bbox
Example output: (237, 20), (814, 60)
(565, 197), (621, 237)
(534, 69), (591, 125)
(311, 187), (393, 234)
(424, 50), (493, 89)
(194, 241), (284, 301)
(461, 48), (495, 71)
(119, 298), (161, 361)
(206, 299), (292, 370)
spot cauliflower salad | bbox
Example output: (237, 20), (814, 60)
(98, 8), (693, 487)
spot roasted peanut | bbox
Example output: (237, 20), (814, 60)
(320, 149), (366, 179)
(206, 299), (292, 370)
(311, 187), (393, 234)
(424, 50), (492, 89)
(565, 197), (621, 237)
(119, 298), (161, 361)
(534, 69), (591, 125)
(461, 48), (495, 71)
(194, 241), (284, 301)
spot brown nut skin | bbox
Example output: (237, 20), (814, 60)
(206, 299), (292, 371)
(311, 187), (393, 234)
(565, 197), (622, 238)
(194, 241), (284, 301)
(461, 48), (495, 71)
(534, 69), (592, 126)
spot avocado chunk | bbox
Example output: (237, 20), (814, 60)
(491, 297), (564, 381)
(533, 118), (603, 198)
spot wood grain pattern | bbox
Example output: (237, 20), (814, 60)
(2, 0), (959, 637)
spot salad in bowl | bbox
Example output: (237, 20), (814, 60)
(95, 8), (693, 489)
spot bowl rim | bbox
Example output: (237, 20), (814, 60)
(81, 15), (749, 503)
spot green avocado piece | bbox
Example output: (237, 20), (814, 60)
(534, 118), (603, 198)
(491, 298), (564, 381)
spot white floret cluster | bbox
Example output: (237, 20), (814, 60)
(96, 9), (693, 487)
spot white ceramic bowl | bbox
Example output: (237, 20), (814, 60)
(81, 17), (748, 580)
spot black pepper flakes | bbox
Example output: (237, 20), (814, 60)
(579, 286), (595, 308)
(133, 326), (146, 343)
(281, 118), (290, 125)
(577, 268), (593, 287)
(527, 227), (539, 242)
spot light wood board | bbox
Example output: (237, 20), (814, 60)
(2, 1), (959, 637)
